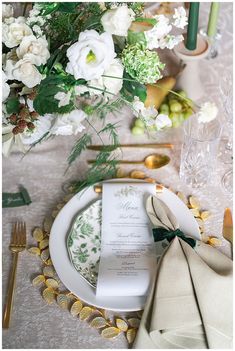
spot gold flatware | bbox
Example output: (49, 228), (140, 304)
(222, 208), (233, 259)
(3, 222), (26, 329)
(222, 208), (233, 244)
(94, 183), (164, 194)
(87, 143), (174, 151)
(88, 154), (170, 170)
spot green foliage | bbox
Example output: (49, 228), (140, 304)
(98, 123), (119, 146)
(39, 2), (80, 16)
(67, 133), (92, 168)
(34, 86), (73, 116)
(72, 151), (118, 193)
(91, 98), (125, 119)
(43, 2), (103, 50)
(129, 2), (145, 16)
(6, 97), (20, 114)
(121, 72), (147, 103)
(33, 74), (86, 115)
(134, 17), (157, 25)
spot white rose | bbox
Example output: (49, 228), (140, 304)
(155, 114), (172, 130)
(66, 30), (116, 81)
(11, 58), (42, 88)
(101, 5), (135, 37)
(50, 110), (87, 136)
(2, 4), (14, 19)
(16, 35), (50, 66)
(2, 71), (10, 101)
(2, 19), (32, 48)
(21, 114), (54, 145)
(198, 102), (218, 123)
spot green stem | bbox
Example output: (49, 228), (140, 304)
(101, 74), (198, 110)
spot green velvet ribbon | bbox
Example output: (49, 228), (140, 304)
(2, 186), (32, 208)
(152, 227), (196, 248)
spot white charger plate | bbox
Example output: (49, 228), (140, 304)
(50, 179), (200, 311)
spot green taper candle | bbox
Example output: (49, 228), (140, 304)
(186, 2), (200, 50)
(207, 2), (220, 37)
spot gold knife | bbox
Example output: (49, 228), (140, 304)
(87, 143), (174, 151)
(222, 208), (233, 258)
(223, 208), (233, 243)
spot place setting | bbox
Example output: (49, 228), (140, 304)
(2, 1), (233, 349)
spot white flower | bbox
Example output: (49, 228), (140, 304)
(159, 34), (183, 49)
(16, 35), (50, 66)
(21, 114), (54, 145)
(10, 58), (42, 88)
(74, 85), (90, 96)
(101, 5), (135, 37)
(198, 102), (218, 123)
(4, 59), (16, 80)
(145, 15), (172, 49)
(173, 7), (188, 29)
(32, 25), (43, 37)
(2, 19), (32, 48)
(2, 4), (14, 19)
(99, 3), (107, 11)
(102, 59), (124, 95)
(66, 30), (116, 81)
(87, 58), (124, 96)
(132, 96), (158, 120)
(54, 91), (72, 108)
(2, 71), (10, 101)
(28, 8), (41, 18)
(50, 110), (87, 136)
(155, 114), (172, 130)
(19, 97), (34, 112)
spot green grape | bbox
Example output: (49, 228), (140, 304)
(186, 99), (194, 108)
(160, 103), (169, 114)
(184, 108), (194, 119)
(134, 118), (145, 128)
(169, 100), (182, 112)
(177, 90), (187, 99)
(131, 126), (144, 135)
(169, 112), (181, 128)
(147, 125), (157, 132)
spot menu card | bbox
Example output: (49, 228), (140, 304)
(96, 182), (157, 297)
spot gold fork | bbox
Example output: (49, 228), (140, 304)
(3, 222), (26, 329)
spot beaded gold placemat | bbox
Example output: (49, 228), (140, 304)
(28, 173), (222, 344)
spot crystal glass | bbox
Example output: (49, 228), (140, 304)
(219, 69), (233, 193)
(199, 27), (222, 59)
(180, 116), (221, 188)
(219, 69), (233, 163)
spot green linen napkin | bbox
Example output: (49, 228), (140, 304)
(2, 186), (32, 207)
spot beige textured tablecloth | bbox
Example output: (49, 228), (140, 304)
(2, 2), (233, 349)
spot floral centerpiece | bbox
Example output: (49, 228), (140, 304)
(2, 2), (189, 160)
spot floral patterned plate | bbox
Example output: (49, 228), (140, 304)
(67, 199), (102, 287)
